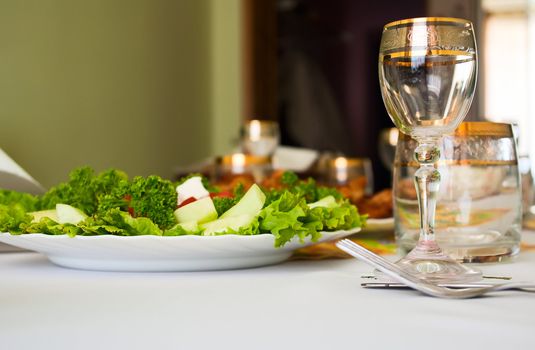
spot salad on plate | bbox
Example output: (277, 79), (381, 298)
(0, 167), (366, 248)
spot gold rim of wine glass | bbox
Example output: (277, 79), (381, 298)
(380, 17), (476, 62)
(383, 16), (472, 30)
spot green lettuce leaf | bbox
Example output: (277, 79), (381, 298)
(259, 193), (366, 247)
(98, 175), (177, 229)
(259, 192), (309, 247)
(0, 203), (33, 233)
(92, 208), (162, 236)
(79, 224), (126, 236)
(0, 190), (39, 211)
(122, 214), (162, 236)
(163, 223), (201, 236)
(303, 200), (365, 233)
(205, 217), (260, 236)
(263, 171), (343, 206)
(22, 217), (82, 237)
(38, 167), (128, 214)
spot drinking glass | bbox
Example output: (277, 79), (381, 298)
(379, 17), (481, 282)
(241, 120), (280, 157)
(394, 122), (522, 263)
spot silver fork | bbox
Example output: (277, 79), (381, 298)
(335, 239), (535, 299)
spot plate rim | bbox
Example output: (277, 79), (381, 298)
(0, 227), (361, 271)
(366, 217), (394, 225)
(0, 227), (361, 242)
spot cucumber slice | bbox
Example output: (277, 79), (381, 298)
(56, 204), (88, 225)
(174, 197), (218, 224)
(201, 214), (255, 236)
(220, 184), (266, 218)
(307, 195), (338, 209)
(29, 209), (59, 223)
(177, 221), (199, 232)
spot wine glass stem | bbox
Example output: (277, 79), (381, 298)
(413, 138), (441, 244)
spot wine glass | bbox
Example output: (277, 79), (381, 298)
(378, 17), (481, 282)
(241, 119), (280, 157)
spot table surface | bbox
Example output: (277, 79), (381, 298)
(1, 244), (535, 350)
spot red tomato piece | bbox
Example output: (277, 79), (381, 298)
(179, 197), (197, 208)
(124, 195), (135, 216)
(210, 191), (234, 199)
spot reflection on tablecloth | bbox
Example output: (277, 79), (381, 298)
(293, 229), (535, 260)
(292, 238), (396, 260)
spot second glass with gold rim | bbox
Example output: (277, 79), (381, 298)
(379, 17), (481, 282)
(394, 122), (521, 263)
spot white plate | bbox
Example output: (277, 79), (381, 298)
(0, 228), (360, 272)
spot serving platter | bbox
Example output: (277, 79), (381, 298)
(0, 228), (360, 272)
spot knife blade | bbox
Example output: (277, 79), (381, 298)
(361, 282), (499, 289)
(360, 274), (512, 280)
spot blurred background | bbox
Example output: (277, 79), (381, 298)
(0, 0), (533, 189)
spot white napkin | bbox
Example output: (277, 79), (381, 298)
(272, 146), (318, 171)
(0, 149), (44, 195)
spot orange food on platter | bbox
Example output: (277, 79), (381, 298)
(212, 169), (393, 219)
(336, 177), (393, 219)
(355, 188), (393, 219)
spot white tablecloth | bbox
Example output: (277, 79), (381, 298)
(1, 245), (535, 350)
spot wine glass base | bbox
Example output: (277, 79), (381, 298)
(375, 240), (483, 283)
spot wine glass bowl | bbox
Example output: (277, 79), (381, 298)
(379, 17), (478, 138)
(378, 17), (481, 283)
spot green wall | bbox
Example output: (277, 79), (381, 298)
(210, 0), (242, 156)
(0, 0), (241, 188)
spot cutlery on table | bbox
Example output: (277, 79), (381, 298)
(360, 274), (512, 280)
(335, 239), (535, 299)
(361, 282), (523, 289)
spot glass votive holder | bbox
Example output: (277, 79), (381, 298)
(323, 156), (374, 196)
(212, 153), (273, 184)
(241, 119), (280, 157)
(393, 122), (522, 262)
